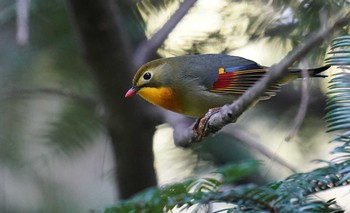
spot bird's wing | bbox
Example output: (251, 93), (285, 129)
(209, 64), (280, 100)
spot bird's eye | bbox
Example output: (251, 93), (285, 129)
(143, 72), (152, 80)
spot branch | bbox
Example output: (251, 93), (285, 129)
(223, 128), (297, 173)
(16, 0), (30, 46)
(133, 0), (198, 68)
(174, 13), (350, 147)
(66, 0), (160, 198)
(285, 66), (310, 141)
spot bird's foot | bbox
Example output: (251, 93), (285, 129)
(193, 107), (221, 139)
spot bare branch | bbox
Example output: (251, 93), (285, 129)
(16, 0), (30, 46)
(285, 65), (310, 142)
(223, 128), (298, 173)
(133, 0), (198, 68)
(66, 0), (160, 198)
(174, 13), (350, 147)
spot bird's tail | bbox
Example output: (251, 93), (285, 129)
(290, 65), (330, 78)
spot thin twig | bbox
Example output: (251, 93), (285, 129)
(16, 0), (30, 46)
(133, 0), (198, 68)
(174, 13), (350, 147)
(285, 65), (310, 142)
(223, 128), (298, 173)
(285, 10), (330, 139)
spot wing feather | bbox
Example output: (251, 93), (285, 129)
(210, 65), (280, 99)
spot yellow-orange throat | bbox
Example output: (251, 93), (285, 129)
(138, 87), (182, 113)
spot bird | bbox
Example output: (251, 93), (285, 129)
(125, 54), (329, 118)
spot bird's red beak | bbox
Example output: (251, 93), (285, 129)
(125, 87), (138, 98)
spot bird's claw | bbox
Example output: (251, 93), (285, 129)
(193, 107), (221, 140)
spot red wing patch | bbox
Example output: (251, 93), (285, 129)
(212, 72), (237, 89)
(210, 67), (280, 99)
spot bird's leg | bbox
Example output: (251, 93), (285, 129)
(193, 107), (221, 139)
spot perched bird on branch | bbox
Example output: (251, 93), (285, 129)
(125, 54), (329, 118)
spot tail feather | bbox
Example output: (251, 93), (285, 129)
(290, 65), (330, 78)
(309, 65), (330, 78)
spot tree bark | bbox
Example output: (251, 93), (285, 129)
(65, 0), (159, 199)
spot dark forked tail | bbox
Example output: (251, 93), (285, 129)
(290, 65), (330, 78)
(309, 65), (330, 77)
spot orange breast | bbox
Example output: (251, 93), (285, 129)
(138, 87), (182, 113)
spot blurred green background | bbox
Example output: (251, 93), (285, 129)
(0, 0), (349, 212)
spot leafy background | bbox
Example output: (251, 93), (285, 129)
(0, 0), (349, 212)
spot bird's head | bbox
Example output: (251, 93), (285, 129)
(125, 58), (183, 113)
(125, 59), (172, 98)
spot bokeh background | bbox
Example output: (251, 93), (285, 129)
(0, 0), (349, 212)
